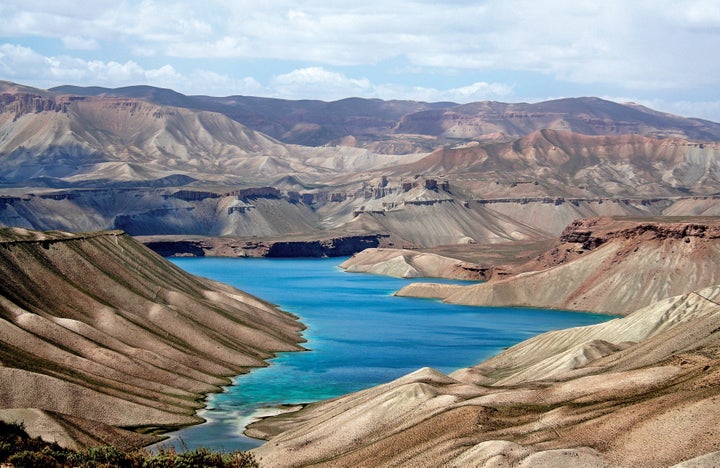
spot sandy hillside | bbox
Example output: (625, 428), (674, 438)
(247, 217), (720, 466)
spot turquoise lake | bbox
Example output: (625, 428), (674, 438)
(162, 257), (612, 451)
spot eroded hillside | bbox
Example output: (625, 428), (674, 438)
(4, 83), (720, 249)
(46, 86), (720, 149)
(398, 217), (720, 315)
(0, 228), (305, 449)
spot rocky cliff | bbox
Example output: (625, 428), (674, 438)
(142, 233), (400, 258)
(0, 228), (305, 449)
(397, 217), (720, 315)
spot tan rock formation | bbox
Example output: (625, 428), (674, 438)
(397, 217), (720, 315)
(0, 228), (305, 448)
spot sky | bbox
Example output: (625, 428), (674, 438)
(1, 0), (720, 120)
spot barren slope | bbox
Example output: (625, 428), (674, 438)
(0, 91), (419, 187)
(398, 217), (720, 315)
(46, 86), (720, 150)
(0, 227), (305, 448)
(388, 130), (720, 198)
(4, 83), (720, 247)
(340, 248), (490, 279)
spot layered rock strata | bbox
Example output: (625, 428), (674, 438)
(142, 234), (401, 258)
(397, 217), (720, 315)
(340, 248), (490, 280)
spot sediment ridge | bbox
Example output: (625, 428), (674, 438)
(340, 248), (491, 280)
(0, 227), (305, 449)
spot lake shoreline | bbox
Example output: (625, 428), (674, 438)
(161, 256), (613, 451)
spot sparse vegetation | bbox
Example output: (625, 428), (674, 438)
(0, 421), (257, 468)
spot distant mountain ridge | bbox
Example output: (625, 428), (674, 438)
(46, 82), (720, 150)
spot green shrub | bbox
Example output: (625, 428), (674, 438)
(7, 449), (58, 467)
(142, 446), (257, 468)
(0, 420), (257, 467)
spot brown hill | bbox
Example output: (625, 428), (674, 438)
(0, 227), (305, 448)
(4, 82), (720, 249)
(394, 97), (720, 142)
(339, 248), (491, 279)
(49, 84), (454, 151)
(397, 217), (720, 315)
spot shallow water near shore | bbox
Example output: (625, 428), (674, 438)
(161, 257), (612, 452)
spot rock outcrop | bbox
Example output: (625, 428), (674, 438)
(4, 82), (720, 249)
(0, 227), (305, 449)
(398, 217), (720, 315)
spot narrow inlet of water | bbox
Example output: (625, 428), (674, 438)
(160, 257), (612, 451)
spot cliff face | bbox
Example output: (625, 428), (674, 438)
(397, 217), (720, 315)
(0, 228), (305, 449)
(142, 233), (398, 258)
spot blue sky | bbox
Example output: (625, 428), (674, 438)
(1, 0), (720, 120)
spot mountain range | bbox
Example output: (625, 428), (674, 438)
(3, 80), (720, 248)
(47, 84), (720, 149)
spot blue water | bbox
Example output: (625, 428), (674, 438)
(161, 257), (611, 451)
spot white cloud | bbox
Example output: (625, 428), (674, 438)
(2, 0), (720, 93)
(371, 81), (514, 103)
(270, 67), (371, 100)
(2, 1), (720, 121)
(61, 36), (99, 50)
(0, 42), (268, 97)
(266, 68), (515, 103)
(0, 43), (157, 87)
(631, 98), (720, 122)
(0, 43), (49, 80)
(177, 71), (265, 97)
